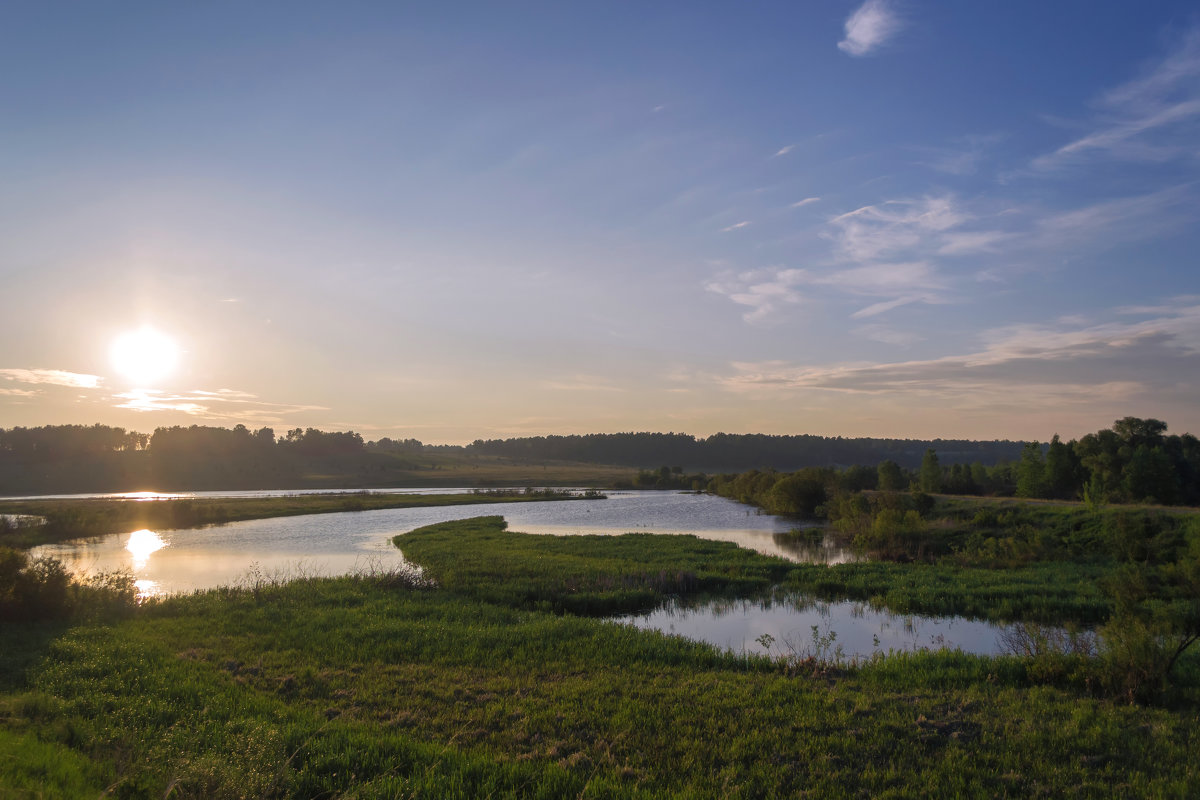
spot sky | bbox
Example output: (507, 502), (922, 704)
(2, 0), (1200, 444)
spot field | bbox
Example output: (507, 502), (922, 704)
(2, 509), (1199, 798)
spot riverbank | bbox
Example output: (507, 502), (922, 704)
(3, 516), (1197, 797)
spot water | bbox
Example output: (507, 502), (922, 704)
(0, 487), (485, 501)
(31, 491), (842, 597)
(618, 594), (1017, 660)
(29, 490), (1014, 657)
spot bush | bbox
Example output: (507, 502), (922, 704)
(0, 546), (137, 622)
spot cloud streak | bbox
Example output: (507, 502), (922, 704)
(113, 388), (328, 423)
(720, 298), (1200, 404)
(0, 368), (102, 389)
(838, 0), (902, 57)
(1034, 26), (1200, 169)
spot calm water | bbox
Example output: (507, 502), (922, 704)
(32, 491), (843, 597)
(30, 490), (1017, 656)
(618, 594), (1016, 660)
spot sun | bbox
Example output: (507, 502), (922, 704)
(110, 326), (181, 387)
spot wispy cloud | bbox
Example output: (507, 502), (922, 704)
(0, 368), (102, 389)
(114, 389), (327, 423)
(827, 196), (971, 265)
(721, 221), (752, 232)
(541, 375), (626, 393)
(1033, 185), (1197, 248)
(838, 0), (903, 57)
(854, 323), (925, 347)
(1034, 26), (1200, 169)
(709, 195), (997, 322)
(705, 268), (806, 323)
(914, 134), (1004, 176)
(720, 298), (1200, 404)
(0, 388), (37, 397)
(774, 145), (795, 157)
(790, 197), (821, 208)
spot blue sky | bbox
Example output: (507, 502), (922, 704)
(2, 1), (1199, 443)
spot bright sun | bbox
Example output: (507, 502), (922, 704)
(110, 326), (181, 387)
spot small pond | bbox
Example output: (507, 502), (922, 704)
(617, 594), (1022, 661)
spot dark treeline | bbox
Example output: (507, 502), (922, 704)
(0, 424), (381, 493)
(706, 417), (1200, 512)
(2, 417), (1197, 502)
(466, 431), (1028, 471)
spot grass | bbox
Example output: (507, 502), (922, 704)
(1, 554), (1197, 798)
(0, 489), (599, 548)
(393, 516), (793, 615)
(3, 510), (1199, 797)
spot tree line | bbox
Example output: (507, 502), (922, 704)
(703, 417), (1199, 512)
(465, 431), (1029, 470)
(1, 417), (1195, 503)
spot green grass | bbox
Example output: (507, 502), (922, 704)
(784, 560), (1113, 624)
(0, 490), (599, 548)
(3, 514), (1199, 797)
(2, 566), (1198, 798)
(394, 516), (793, 615)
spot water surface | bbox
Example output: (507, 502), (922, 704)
(33, 491), (839, 596)
(618, 594), (1015, 660)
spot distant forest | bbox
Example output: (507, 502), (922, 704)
(0, 418), (1195, 504)
(464, 432), (1029, 471)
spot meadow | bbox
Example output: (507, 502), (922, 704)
(2, 509), (1199, 798)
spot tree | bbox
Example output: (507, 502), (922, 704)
(1044, 434), (1080, 499)
(919, 449), (942, 493)
(1123, 446), (1178, 505)
(877, 459), (905, 491)
(1016, 442), (1047, 498)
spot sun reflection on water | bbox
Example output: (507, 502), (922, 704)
(126, 529), (166, 569)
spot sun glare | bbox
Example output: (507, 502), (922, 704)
(110, 326), (180, 387)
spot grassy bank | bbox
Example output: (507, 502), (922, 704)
(2, 520), (1198, 797)
(0, 489), (600, 548)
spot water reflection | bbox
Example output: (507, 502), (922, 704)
(617, 593), (1015, 659)
(126, 529), (166, 569)
(771, 530), (859, 564)
(33, 491), (843, 597)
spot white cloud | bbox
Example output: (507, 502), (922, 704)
(1034, 26), (1200, 169)
(774, 145), (795, 157)
(838, 0), (903, 57)
(113, 389), (327, 423)
(828, 196), (971, 262)
(719, 298), (1200, 401)
(1034, 186), (1196, 248)
(705, 268), (807, 322)
(0, 368), (102, 388)
(790, 197), (821, 208)
(721, 221), (752, 232)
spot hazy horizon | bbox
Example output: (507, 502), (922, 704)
(4, 2), (1200, 444)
